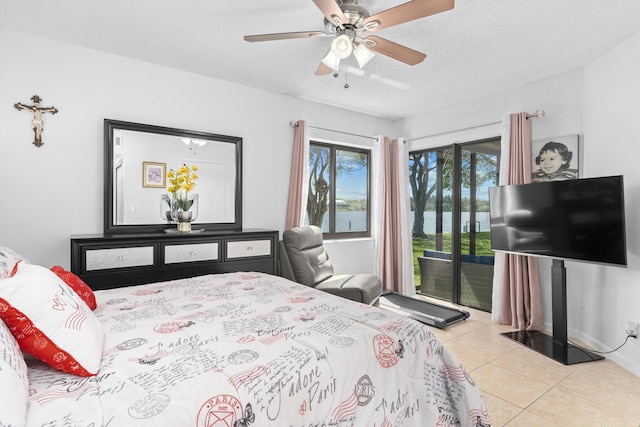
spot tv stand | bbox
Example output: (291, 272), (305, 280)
(500, 259), (604, 365)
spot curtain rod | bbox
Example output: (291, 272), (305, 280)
(289, 120), (376, 141)
(407, 110), (545, 143)
(406, 121), (501, 143)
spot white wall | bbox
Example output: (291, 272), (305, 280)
(399, 68), (583, 144)
(397, 33), (640, 376)
(582, 31), (640, 376)
(0, 29), (394, 271)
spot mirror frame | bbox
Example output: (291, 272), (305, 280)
(104, 119), (242, 234)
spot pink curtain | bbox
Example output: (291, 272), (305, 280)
(285, 120), (306, 229)
(499, 113), (544, 331)
(378, 137), (404, 292)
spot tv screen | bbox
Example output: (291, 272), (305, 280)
(488, 176), (627, 266)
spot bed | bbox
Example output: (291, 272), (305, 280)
(0, 246), (492, 427)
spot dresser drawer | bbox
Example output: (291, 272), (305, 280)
(85, 246), (154, 271)
(164, 242), (220, 264)
(226, 239), (272, 259)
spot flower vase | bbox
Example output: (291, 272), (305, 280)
(160, 194), (178, 223)
(175, 211), (193, 232)
(170, 194), (198, 233)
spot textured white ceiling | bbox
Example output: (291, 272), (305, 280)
(2, 0), (640, 120)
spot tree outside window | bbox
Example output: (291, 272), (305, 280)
(409, 148), (497, 238)
(306, 142), (370, 239)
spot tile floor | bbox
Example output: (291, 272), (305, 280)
(412, 298), (640, 426)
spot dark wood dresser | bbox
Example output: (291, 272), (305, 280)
(71, 229), (279, 290)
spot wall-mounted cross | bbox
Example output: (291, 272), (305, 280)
(14, 95), (58, 148)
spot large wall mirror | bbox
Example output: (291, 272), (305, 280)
(104, 119), (242, 234)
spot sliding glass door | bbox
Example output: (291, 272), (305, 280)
(409, 138), (500, 311)
(458, 140), (500, 310)
(409, 147), (453, 301)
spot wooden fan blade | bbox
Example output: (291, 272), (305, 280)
(363, 36), (426, 65)
(312, 0), (348, 26)
(363, 0), (454, 32)
(315, 62), (333, 75)
(244, 31), (329, 42)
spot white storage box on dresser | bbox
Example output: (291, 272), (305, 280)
(71, 229), (278, 290)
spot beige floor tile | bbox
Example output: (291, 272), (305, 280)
(504, 410), (563, 426)
(491, 347), (577, 387)
(450, 348), (489, 372)
(472, 363), (552, 408)
(527, 387), (640, 426)
(466, 321), (518, 338)
(445, 330), (521, 365)
(427, 323), (473, 343)
(480, 392), (523, 427)
(428, 315), (488, 338)
(556, 359), (640, 419)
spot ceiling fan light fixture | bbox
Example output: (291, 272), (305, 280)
(321, 50), (341, 71)
(354, 43), (375, 68)
(331, 34), (353, 59)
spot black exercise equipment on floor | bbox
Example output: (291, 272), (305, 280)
(379, 291), (470, 329)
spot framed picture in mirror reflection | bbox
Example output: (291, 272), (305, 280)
(143, 162), (166, 188)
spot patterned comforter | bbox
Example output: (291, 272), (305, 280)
(25, 272), (491, 426)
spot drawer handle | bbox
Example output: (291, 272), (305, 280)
(117, 255), (125, 262)
(189, 250), (197, 256)
(247, 246), (253, 251)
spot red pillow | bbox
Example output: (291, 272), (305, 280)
(50, 266), (97, 310)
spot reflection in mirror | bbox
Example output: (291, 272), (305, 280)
(105, 119), (242, 234)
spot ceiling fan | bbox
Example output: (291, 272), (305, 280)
(244, 0), (455, 75)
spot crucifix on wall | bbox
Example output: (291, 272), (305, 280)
(14, 95), (59, 147)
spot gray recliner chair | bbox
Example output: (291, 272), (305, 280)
(280, 225), (382, 306)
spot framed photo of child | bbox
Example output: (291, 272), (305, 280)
(531, 134), (581, 182)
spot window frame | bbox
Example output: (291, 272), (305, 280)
(308, 140), (371, 240)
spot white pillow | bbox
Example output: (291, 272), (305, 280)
(0, 319), (29, 427)
(0, 245), (29, 278)
(0, 262), (104, 376)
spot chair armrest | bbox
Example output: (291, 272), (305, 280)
(279, 241), (296, 281)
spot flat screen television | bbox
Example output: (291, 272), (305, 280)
(488, 175), (627, 267)
(490, 176), (627, 365)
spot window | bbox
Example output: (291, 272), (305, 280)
(305, 141), (370, 239)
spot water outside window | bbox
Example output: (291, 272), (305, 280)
(335, 149), (368, 233)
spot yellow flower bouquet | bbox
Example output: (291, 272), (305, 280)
(167, 164), (199, 211)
